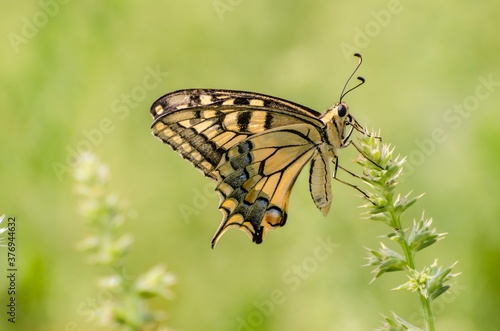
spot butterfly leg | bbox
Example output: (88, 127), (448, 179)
(332, 157), (374, 204)
(341, 126), (355, 147)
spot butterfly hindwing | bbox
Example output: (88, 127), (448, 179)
(211, 123), (322, 246)
(309, 152), (333, 215)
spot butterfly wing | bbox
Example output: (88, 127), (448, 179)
(211, 123), (322, 247)
(309, 152), (333, 215)
(150, 89), (323, 180)
(151, 89), (333, 245)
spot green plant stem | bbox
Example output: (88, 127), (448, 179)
(391, 210), (434, 331)
(420, 293), (434, 331)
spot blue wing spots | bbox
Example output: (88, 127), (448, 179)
(247, 197), (269, 227)
(238, 140), (253, 153)
(230, 153), (252, 170)
(224, 168), (250, 189)
(230, 142), (253, 169)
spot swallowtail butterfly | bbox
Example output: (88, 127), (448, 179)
(150, 53), (371, 247)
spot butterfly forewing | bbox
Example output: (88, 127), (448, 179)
(151, 89), (324, 180)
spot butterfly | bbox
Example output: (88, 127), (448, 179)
(150, 53), (371, 247)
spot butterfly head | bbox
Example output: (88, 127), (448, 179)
(327, 102), (350, 133)
(334, 102), (365, 131)
(322, 101), (367, 152)
(323, 102), (350, 134)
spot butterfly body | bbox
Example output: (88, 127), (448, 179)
(150, 87), (367, 247)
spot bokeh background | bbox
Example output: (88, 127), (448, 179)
(1, 1), (499, 330)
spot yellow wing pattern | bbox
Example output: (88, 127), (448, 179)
(151, 89), (322, 180)
(150, 88), (358, 247)
(212, 123), (322, 246)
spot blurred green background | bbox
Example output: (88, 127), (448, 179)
(1, 0), (499, 330)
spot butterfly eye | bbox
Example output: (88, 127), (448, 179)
(337, 104), (347, 117)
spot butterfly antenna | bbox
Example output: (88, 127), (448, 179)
(339, 53), (365, 102)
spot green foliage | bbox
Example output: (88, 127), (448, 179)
(74, 153), (175, 331)
(355, 134), (459, 331)
(375, 312), (420, 331)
